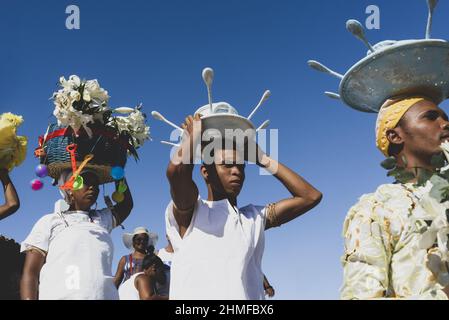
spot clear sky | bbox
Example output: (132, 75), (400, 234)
(1, 0), (449, 299)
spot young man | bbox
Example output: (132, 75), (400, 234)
(118, 255), (168, 300)
(341, 96), (449, 299)
(0, 169), (20, 221)
(165, 114), (322, 300)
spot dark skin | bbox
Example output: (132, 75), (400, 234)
(386, 99), (449, 298)
(166, 114), (322, 238)
(387, 99), (449, 172)
(135, 263), (168, 300)
(0, 169), (20, 221)
(114, 234), (150, 288)
(162, 236), (174, 253)
(263, 274), (275, 298)
(20, 170), (133, 300)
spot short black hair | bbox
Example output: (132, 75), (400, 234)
(142, 254), (164, 271)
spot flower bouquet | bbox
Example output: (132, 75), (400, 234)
(380, 141), (449, 261)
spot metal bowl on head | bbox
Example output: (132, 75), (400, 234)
(194, 102), (256, 140)
(340, 39), (449, 113)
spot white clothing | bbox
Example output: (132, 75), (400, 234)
(119, 272), (144, 300)
(342, 183), (449, 300)
(21, 208), (118, 300)
(165, 198), (266, 300)
(157, 248), (173, 266)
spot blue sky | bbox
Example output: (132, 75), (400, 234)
(1, 0), (449, 299)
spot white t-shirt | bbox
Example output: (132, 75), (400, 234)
(165, 198), (266, 300)
(157, 248), (173, 266)
(119, 272), (144, 300)
(21, 208), (118, 300)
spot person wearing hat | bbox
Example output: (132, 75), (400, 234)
(341, 96), (449, 299)
(20, 169), (134, 300)
(118, 254), (167, 300)
(0, 169), (20, 221)
(305, 0), (449, 299)
(164, 114), (322, 300)
(114, 227), (158, 287)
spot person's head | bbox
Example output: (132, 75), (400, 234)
(60, 169), (100, 211)
(200, 144), (246, 200)
(132, 233), (150, 253)
(123, 227), (158, 254)
(376, 96), (449, 167)
(141, 254), (164, 278)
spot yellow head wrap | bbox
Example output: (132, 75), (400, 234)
(375, 96), (426, 156)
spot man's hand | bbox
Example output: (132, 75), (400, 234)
(178, 114), (202, 165)
(264, 286), (275, 298)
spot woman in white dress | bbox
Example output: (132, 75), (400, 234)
(20, 169), (133, 300)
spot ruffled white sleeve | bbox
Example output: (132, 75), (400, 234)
(341, 194), (393, 299)
(341, 192), (448, 300)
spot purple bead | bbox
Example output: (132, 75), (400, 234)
(35, 164), (48, 178)
(31, 179), (44, 191)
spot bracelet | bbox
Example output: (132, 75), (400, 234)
(266, 203), (281, 228)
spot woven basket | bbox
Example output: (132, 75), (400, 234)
(39, 123), (129, 184)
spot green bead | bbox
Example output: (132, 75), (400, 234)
(112, 191), (125, 203)
(72, 176), (84, 191)
(118, 181), (128, 193)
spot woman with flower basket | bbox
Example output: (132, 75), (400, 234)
(20, 75), (150, 300)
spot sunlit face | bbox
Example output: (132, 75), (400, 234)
(393, 100), (449, 158)
(202, 149), (246, 198)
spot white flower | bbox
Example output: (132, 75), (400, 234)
(69, 91), (81, 101)
(51, 75), (111, 135)
(110, 105), (151, 148)
(84, 79), (109, 102)
(418, 192), (447, 220)
(417, 180), (449, 261)
(83, 91), (91, 102)
(418, 214), (449, 261)
(375, 184), (412, 214)
(69, 75), (81, 87)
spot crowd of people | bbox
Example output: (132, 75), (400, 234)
(2, 0), (449, 301)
